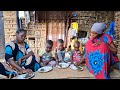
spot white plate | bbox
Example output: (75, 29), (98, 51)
(69, 64), (78, 70)
(56, 62), (70, 69)
(69, 64), (83, 71)
(38, 66), (53, 73)
(17, 73), (35, 79)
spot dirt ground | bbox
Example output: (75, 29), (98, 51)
(32, 65), (120, 79)
(0, 62), (120, 79)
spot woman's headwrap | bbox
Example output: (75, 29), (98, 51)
(91, 22), (106, 34)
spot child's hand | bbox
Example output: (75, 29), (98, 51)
(18, 68), (33, 75)
(55, 48), (57, 53)
(74, 62), (81, 66)
(40, 62), (44, 67)
(80, 57), (85, 63)
(74, 62), (78, 66)
(56, 60), (59, 65)
(71, 60), (74, 64)
(42, 61), (48, 66)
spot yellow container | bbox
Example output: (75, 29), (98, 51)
(71, 22), (78, 33)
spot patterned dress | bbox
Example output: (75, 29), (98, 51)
(85, 34), (119, 79)
(39, 50), (56, 67)
(72, 50), (82, 63)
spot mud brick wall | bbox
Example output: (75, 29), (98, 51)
(22, 11), (66, 54)
(22, 11), (115, 54)
(3, 11), (47, 54)
(22, 21), (47, 54)
(3, 11), (17, 44)
(22, 11), (47, 54)
(72, 11), (114, 32)
(3, 11), (115, 55)
(114, 11), (120, 60)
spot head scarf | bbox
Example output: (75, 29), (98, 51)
(91, 22), (106, 34)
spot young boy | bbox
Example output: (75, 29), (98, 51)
(54, 39), (66, 65)
(39, 40), (56, 67)
(64, 45), (72, 63)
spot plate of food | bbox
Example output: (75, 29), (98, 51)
(56, 62), (70, 69)
(69, 64), (83, 71)
(17, 73), (35, 79)
(38, 66), (53, 73)
(69, 64), (78, 70)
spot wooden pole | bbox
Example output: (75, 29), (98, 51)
(0, 11), (5, 60)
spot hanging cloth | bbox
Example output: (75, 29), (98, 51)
(33, 11), (36, 23)
(18, 11), (25, 29)
(18, 11), (25, 19)
(71, 22), (78, 33)
(24, 11), (30, 27)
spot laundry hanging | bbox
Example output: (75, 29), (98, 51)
(24, 11), (30, 27)
(33, 11), (36, 23)
(18, 11), (25, 19)
(18, 11), (25, 29)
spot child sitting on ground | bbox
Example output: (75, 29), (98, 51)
(64, 45), (72, 63)
(71, 40), (84, 66)
(38, 40), (56, 67)
(54, 39), (66, 65)
(71, 36), (83, 55)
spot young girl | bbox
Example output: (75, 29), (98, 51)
(71, 41), (83, 66)
(70, 36), (83, 55)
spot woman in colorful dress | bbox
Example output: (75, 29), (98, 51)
(85, 22), (119, 79)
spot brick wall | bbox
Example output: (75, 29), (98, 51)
(3, 11), (17, 44)
(71, 11), (114, 32)
(115, 11), (120, 60)
(22, 11), (66, 53)
(3, 11), (115, 55)
(21, 11), (47, 54)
